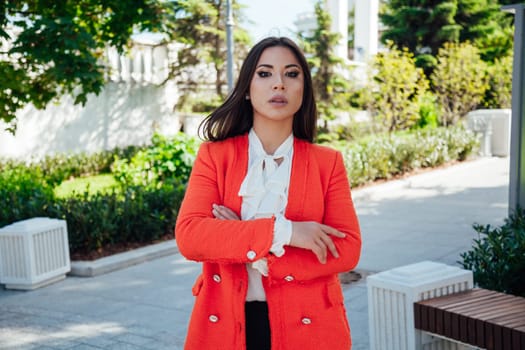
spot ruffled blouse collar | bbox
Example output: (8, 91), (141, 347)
(238, 129), (294, 220)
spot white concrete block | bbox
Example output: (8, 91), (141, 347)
(0, 217), (70, 290)
(367, 261), (473, 350)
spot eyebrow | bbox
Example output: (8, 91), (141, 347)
(256, 63), (301, 69)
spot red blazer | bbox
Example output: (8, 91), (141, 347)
(176, 134), (361, 350)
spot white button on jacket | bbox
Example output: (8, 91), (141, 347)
(246, 250), (256, 260)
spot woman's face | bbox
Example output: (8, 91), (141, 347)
(249, 46), (304, 130)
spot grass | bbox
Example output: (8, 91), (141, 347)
(54, 173), (119, 198)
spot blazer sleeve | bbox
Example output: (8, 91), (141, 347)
(266, 151), (362, 282)
(175, 142), (275, 263)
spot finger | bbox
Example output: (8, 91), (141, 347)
(220, 207), (240, 220)
(212, 208), (224, 219)
(314, 239), (327, 264)
(321, 224), (345, 238)
(213, 204), (240, 220)
(320, 234), (339, 259)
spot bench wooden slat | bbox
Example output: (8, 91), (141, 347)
(414, 288), (525, 350)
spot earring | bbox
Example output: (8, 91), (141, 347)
(245, 94), (250, 100)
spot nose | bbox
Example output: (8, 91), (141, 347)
(272, 75), (284, 90)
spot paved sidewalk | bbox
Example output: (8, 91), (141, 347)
(0, 157), (510, 349)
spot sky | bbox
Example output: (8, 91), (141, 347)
(239, 0), (316, 41)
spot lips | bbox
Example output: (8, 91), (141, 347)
(269, 95), (288, 105)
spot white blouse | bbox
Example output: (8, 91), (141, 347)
(239, 129), (293, 301)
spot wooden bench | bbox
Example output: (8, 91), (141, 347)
(414, 288), (525, 350)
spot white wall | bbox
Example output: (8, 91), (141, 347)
(0, 34), (220, 161)
(0, 81), (180, 161)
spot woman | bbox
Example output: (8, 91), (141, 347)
(175, 37), (361, 350)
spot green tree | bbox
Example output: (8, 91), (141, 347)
(363, 44), (429, 132)
(0, 0), (174, 131)
(431, 42), (488, 126)
(380, 0), (514, 69)
(301, 1), (349, 132)
(170, 0), (251, 104)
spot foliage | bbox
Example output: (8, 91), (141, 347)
(460, 209), (525, 297)
(483, 54), (513, 109)
(48, 183), (184, 255)
(455, 0), (514, 62)
(363, 45), (429, 132)
(431, 42), (488, 126)
(0, 145), (141, 187)
(300, 1), (350, 130)
(0, 133), (191, 255)
(380, 0), (513, 68)
(54, 174), (118, 199)
(347, 6), (355, 58)
(331, 125), (478, 188)
(0, 0), (175, 130)
(112, 132), (199, 189)
(415, 93), (439, 129)
(170, 0), (251, 105)
(0, 165), (54, 227)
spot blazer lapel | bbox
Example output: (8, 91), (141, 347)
(286, 138), (309, 220)
(228, 134), (249, 215)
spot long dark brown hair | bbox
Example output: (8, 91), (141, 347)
(199, 37), (317, 142)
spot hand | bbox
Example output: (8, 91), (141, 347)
(212, 204), (240, 220)
(290, 222), (346, 264)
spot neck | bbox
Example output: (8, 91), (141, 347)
(252, 122), (292, 155)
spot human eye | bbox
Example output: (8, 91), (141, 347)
(285, 70), (300, 78)
(257, 71), (271, 78)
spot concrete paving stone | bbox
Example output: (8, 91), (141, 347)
(151, 330), (186, 347)
(77, 336), (119, 349)
(141, 340), (184, 350)
(97, 342), (145, 350)
(65, 344), (103, 350)
(1, 346), (57, 350)
(117, 326), (160, 339)
(110, 333), (157, 347)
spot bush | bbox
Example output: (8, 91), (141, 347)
(363, 44), (429, 132)
(0, 165), (55, 227)
(0, 145), (142, 187)
(331, 125), (479, 187)
(483, 54), (512, 109)
(431, 42), (489, 126)
(48, 184), (185, 255)
(112, 132), (198, 189)
(460, 209), (525, 297)
(37, 145), (142, 186)
(414, 93), (439, 129)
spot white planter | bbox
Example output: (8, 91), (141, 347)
(466, 109), (511, 157)
(367, 261), (474, 350)
(0, 217), (70, 290)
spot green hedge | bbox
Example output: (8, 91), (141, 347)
(0, 164), (185, 255)
(1, 127), (478, 256)
(47, 184), (185, 255)
(0, 145), (142, 187)
(330, 125), (478, 188)
(0, 134), (191, 256)
(0, 166), (54, 227)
